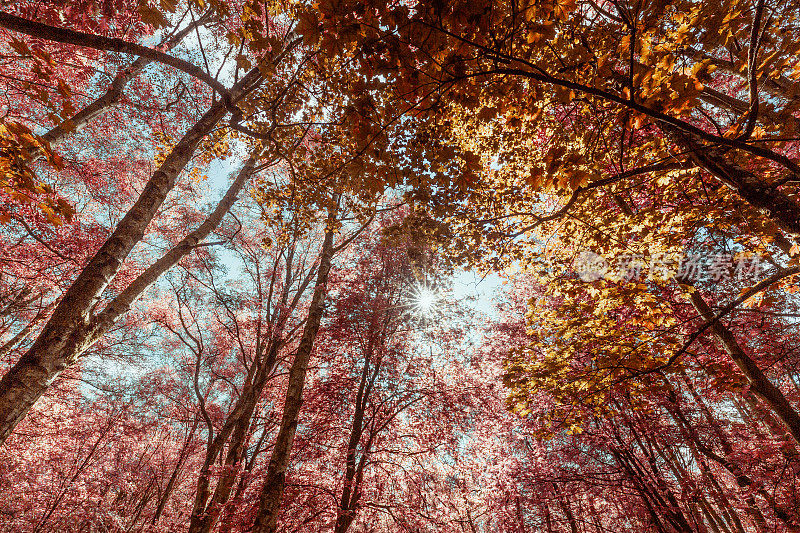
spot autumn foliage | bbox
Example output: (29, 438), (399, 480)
(0, 0), (799, 531)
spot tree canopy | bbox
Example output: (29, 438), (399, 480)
(1, 0), (799, 531)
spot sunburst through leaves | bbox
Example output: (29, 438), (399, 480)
(407, 283), (440, 318)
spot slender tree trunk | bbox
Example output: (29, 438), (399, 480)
(655, 441), (721, 533)
(613, 449), (672, 533)
(188, 346), (275, 533)
(251, 217), (337, 532)
(515, 495), (527, 533)
(626, 415), (701, 533)
(218, 424), (271, 533)
(663, 389), (768, 531)
(664, 408), (746, 533)
(543, 502), (555, 533)
(679, 372), (798, 526)
(555, 491), (579, 533)
(152, 416), (199, 525)
(125, 475), (157, 532)
(334, 336), (378, 533)
(0, 92), (260, 445)
(690, 290), (800, 445)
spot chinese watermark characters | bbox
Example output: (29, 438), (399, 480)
(574, 251), (766, 283)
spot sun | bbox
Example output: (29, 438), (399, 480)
(409, 284), (438, 316)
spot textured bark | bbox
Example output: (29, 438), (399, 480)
(188, 238), (309, 533)
(251, 218), (337, 533)
(96, 150), (260, 329)
(691, 291), (800, 446)
(188, 340), (279, 533)
(0, 71), (261, 445)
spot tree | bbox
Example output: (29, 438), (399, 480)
(4, 1), (800, 531)
(303, 0), (800, 461)
(152, 196), (340, 533)
(0, 0), (315, 443)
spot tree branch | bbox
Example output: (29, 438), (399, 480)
(0, 11), (232, 99)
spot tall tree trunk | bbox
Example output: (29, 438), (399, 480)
(663, 388), (768, 531)
(655, 441), (722, 533)
(552, 483), (579, 533)
(612, 449), (672, 533)
(0, 94), (260, 445)
(188, 340), (279, 533)
(124, 475), (157, 532)
(679, 372), (798, 526)
(628, 415), (709, 533)
(217, 424), (271, 533)
(543, 502), (555, 533)
(690, 290), (800, 445)
(189, 239), (305, 533)
(335, 336), (378, 533)
(251, 216), (337, 532)
(515, 495), (527, 533)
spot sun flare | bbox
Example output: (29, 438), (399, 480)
(410, 285), (438, 316)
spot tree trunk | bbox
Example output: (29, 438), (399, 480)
(0, 86), (260, 445)
(217, 424), (271, 533)
(690, 290), (800, 445)
(663, 388), (768, 531)
(679, 372), (798, 526)
(655, 440), (722, 533)
(189, 241), (305, 533)
(188, 344), (275, 533)
(335, 336), (378, 533)
(251, 217), (337, 532)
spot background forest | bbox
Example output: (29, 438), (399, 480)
(1, 0), (799, 531)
